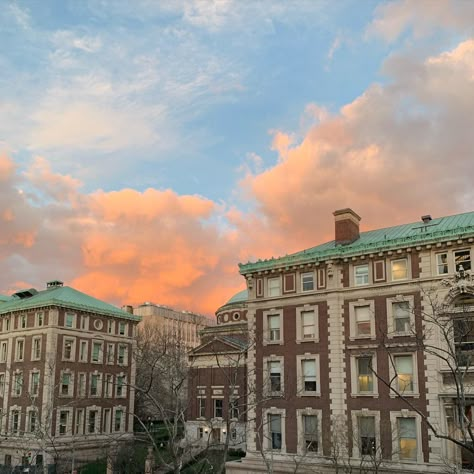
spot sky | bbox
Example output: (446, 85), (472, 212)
(0, 0), (473, 315)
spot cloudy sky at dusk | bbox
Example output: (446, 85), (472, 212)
(1, 0), (473, 315)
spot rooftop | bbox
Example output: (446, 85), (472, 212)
(0, 284), (140, 320)
(239, 210), (474, 274)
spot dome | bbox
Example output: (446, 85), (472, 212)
(225, 289), (248, 305)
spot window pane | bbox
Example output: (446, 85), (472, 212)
(455, 250), (471, 272)
(437, 253), (448, 274)
(399, 418), (417, 460)
(395, 355), (414, 392)
(392, 259), (408, 280)
(302, 273), (314, 291)
(355, 265), (369, 285)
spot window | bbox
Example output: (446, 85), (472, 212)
(92, 341), (103, 363)
(91, 374), (99, 397)
(267, 277), (280, 297)
(354, 264), (369, 286)
(301, 310), (316, 340)
(0, 373), (4, 396)
(199, 398), (206, 418)
(105, 374), (113, 398)
(63, 338), (75, 361)
(303, 415), (318, 452)
(118, 345), (128, 365)
(0, 341), (7, 362)
(301, 359), (317, 393)
(107, 320), (115, 334)
(11, 410), (20, 434)
(356, 357), (374, 393)
(30, 372), (40, 396)
(103, 408), (111, 433)
(28, 410), (37, 433)
(80, 315), (88, 330)
(76, 409), (84, 434)
(268, 361), (282, 394)
(32, 337), (41, 360)
(391, 258), (408, 281)
(268, 414), (282, 450)
(107, 343), (115, 364)
(78, 373), (86, 397)
(15, 339), (24, 361)
(116, 375), (125, 397)
(61, 373), (72, 396)
(20, 315), (26, 329)
(437, 253), (448, 275)
(114, 409), (123, 432)
(4, 318), (10, 332)
(88, 410), (98, 433)
(393, 301), (411, 334)
(198, 427), (204, 439)
(301, 272), (314, 292)
(119, 322), (127, 336)
(455, 249), (471, 272)
(354, 305), (371, 337)
(267, 314), (281, 342)
(13, 372), (23, 396)
(59, 411), (68, 435)
(230, 399), (239, 419)
(398, 417), (417, 460)
(359, 416), (376, 456)
(394, 355), (414, 393)
(79, 341), (88, 362)
(214, 399), (223, 418)
(65, 313), (75, 328)
(36, 312), (44, 327)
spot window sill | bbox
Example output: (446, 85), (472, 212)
(264, 341), (283, 346)
(298, 392), (321, 397)
(389, 392), (419, 398)
(296, 338), (319, 344)
(350, 393), (378, 398)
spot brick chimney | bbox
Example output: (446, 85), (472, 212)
(333, 208), (361, 245)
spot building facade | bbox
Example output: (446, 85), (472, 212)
(0, 280), (141, 470)
(186, 290), (248, 451)
(216, 208), (474, 473)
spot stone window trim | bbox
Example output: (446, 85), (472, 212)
(390, 257), (411, 282)
(31, 336), (42, 361)
(263, 407), (286, 453)
(267, 276), (282, 298)
(113, 405), (126, 432)
(351, 409), (381, 459)
(263, 308), (284, 345)
(296, 305), (319, 343)
(283, 273), (296, 294)
(390, 410), (423, 463)
(118, 322), (127, 336)
(386, 295), (416, 338)
(454, 248), (472, 273)
(350, 352), (378, 397)
(263, 355), (284, 397)
(296, 354), (321, 397)
(256, 278), (264, 297)
(80, 315), (89, 331)
(373, 260), (386, 282)
(15, 338), (25, 362)
(317, 268), (326, 289)
(62, 336), (76, 362)
(296, 408), (323, 456)
(56, 407), (73, 437)
(349, 300), (376, 341)
(352, 262), (371, 287)
(86, 405), (102, 434)
(388, 352), (419, 398)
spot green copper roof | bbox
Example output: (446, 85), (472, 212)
(226, 289), (248, 305)
(0, 285), (140, 320)
(0, 295), (10, 303)
(239, 211), (474, 273)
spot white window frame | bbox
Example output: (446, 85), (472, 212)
(436, 252), (449, 275)
(118, 344), (128, 366)
(350, 354), (378, 397)
(351, 410), (381, 459)
(296, 305), (319, 343)
(26, 407), (38, 434)
(118, 322), (127, 336)
(301, 272), (315, 292)
(62, 337), (76, 362)
(389, 353), (419, 397)
(116, 373), (126, 398)
(263, 408), (286, 453)
(12, 371), (23, 397)
(91, 341), (104, 363)
(296, 354), (320, 396)
(104, 374), (113, 398)
(57, 408), (73, 436)
(386, 295), (415, 337)
(35, 312), (44, 327)
(354, 263), (370, 286)
(29, 370), (40, 397)
(86, 406), (101, 434)
(198, 397), (206, 419)
(31, 336), (42, 361)
(267, 277), (281, 297)
(113, 406), (126, 432)
(0, 341), (7, 363)
(296, 408), (322, 455)
(454, 248), (472, 272)
(80, 315), (89, 331)
(391, 258), (409, 281)
(390, 411), (422, 463)
(79, 340), (88, 363)
(60, 370), (74, 397)
(107, 320), (115, 334)
(349, 300), (375, 340)
(15, 338), (25, 362)
(263, 355), (284, 397)
(102, 408), (111, 433)
(90, 372), (102, 397)
(78, 373), (87, 397)
(75, 408), (84, 435)
(263, 309), (283, 345)
(107, 343), (115, 365)
(65, 312), (76, 329)
(9, 407), (21, 434)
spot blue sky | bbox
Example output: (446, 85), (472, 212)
(1, 0), (473, 313)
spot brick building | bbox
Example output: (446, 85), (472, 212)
(0, 280), (140, 470)
(207, 208), (474, 473)
(186, 289), (248, 451)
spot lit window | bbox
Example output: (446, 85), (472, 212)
(214, 399), (223, 418)
(301, 311), (316, 339)
(267, 314), (281, 342)
(301, 273), (314, 292)
(394, 355), (414, 393)
(301, 359), (317, 393)
(455, 249), (471, 272)
(398, 417), (417, 460)
(268, 278), (280, 297)
(354, 264), (369, 286)
(393, 302), (411, 333)
(354, 306), (371, 337)
(437, 253), (448, 275)
(303, 415), (318, 452)
(391, 259), (408, 281)
(357, 357), (373, 393)
(359, 416), (376, 456)
(268, 414), (282, 450)
(268, 361), (281, 393)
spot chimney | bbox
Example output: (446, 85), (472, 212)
(121, 305), (134, 314)
(421, 215), (432, 224)
(333, 208), (361, 245)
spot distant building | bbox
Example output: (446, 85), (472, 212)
(186, 290), (248, 451)
(131, 302), (215, 348)
(0, 280), (140, 470)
